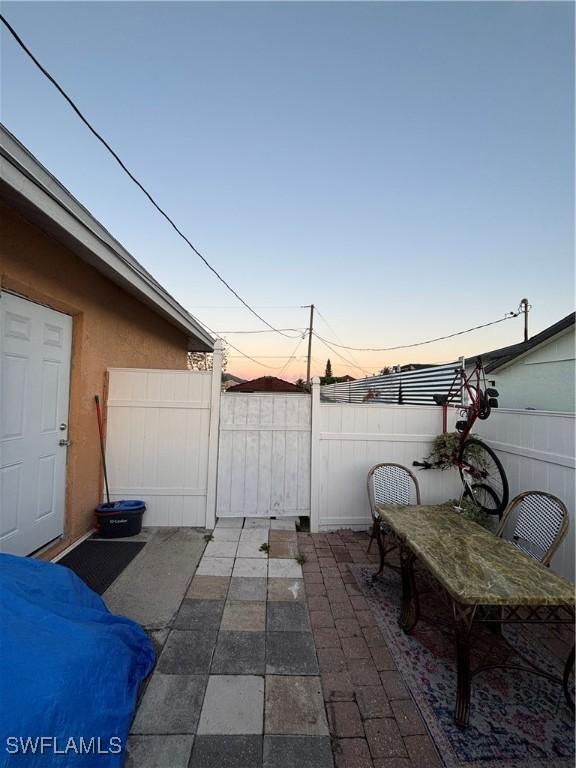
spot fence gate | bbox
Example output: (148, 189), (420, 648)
(217, 393), (311, 518)
(105, 368), (217, 527)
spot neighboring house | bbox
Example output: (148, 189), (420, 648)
(0, 125), (213, 558)
(226, 376), (304, 393)
(320, 374), (356, 385)
(222, 373), (245, 390)
(467, 313), (575, 412)
(398, 363), (435, 372)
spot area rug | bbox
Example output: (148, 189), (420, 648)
(58, 540), (146, 594)
(351, 565), (574, 768)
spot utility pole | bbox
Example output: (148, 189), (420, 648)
(520, 298), (530, 342)
(306, 304), (315, 384)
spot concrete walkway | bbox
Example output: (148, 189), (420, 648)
(126, 518), (334, 768)
(103, 527), (206, 655)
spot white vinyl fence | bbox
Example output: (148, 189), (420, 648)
(312, 378), (575, 581)
(311, 390), (462, 531)
(475, 409), (575, 582)
(217, 393), (311, 518)
(105, 344), (223, 527)
(104, 367), (575, 581)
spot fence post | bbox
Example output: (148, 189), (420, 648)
(310, 376), (321, 533)
(205, 340), (224, 529)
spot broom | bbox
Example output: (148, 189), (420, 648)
(94, 395), (111, 505)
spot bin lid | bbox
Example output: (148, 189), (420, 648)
(96, 500), (145, 513)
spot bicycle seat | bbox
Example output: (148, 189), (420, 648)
(433, 394), (449, 406)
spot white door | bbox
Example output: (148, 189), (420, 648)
(1, 293), (72, 555)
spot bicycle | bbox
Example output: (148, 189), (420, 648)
(413, 357), (509, 517)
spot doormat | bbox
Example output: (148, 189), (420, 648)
(58, 541), (146, 595)
(351, 564), (575, 768)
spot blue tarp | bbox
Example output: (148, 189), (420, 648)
(0, 554), (154, 767)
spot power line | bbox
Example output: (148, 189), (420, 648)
(224, 308), (520, 373)
(278, 335), (307, 378)
(214, 340), (282, 369)
(215, 341), (293, 370)
(0, 14), (295, 339)
(313, 333), (372, 376)
(209, 329), (307, 370)
(315, 306), (367, 374)
(313, 311), (521, 353)
(193, 316), (298, 370)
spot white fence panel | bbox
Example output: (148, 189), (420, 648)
(105, 369), (575, 580)
(106, 369), (214, 526)
(217, 393), (311, 517)
(312, 387), (575, 582)
(314, 399), (462, 531)
(476, 409), (575, 582)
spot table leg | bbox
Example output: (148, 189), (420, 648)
(399, 546), (419, 632)
(487, 605), (503, 637)
(375, 522), (386, 576)
(563, 645), (575, 710)
(453, 603), (476, 728)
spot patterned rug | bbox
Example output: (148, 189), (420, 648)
(351, 565), (575, 768)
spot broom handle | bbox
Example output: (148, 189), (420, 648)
(94, 395), (111, 504)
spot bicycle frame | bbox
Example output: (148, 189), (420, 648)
(413, 359), (508, 514)
(440, 359), (484, 439)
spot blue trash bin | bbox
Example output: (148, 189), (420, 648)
(95, 500), (146, 538)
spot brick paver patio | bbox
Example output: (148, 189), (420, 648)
(300, 528), (442, 768)
(125, 522), (574, 767)
(127, 520), (444, 768)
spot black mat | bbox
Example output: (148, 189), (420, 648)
(58, 540), (146, 595)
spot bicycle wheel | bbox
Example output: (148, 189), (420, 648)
(459, 438), (509, 516)
(465, 482), (500, 513)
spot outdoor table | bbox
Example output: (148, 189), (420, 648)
(376, 503), (575, 728)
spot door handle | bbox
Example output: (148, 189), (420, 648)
(59, 439), (72, 447)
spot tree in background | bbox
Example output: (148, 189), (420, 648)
(379, 365), (393, 375)
(320, 358), (336, 385)
(188, 348), (228, 372)
(320, 359), (357, 386)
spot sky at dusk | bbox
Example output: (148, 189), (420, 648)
(1, 1), (574, 381)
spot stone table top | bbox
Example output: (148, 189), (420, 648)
(376, 504), (575, 607)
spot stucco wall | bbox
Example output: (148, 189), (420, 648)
(1, 201), (191, 551)
(492, 329), (575, 412)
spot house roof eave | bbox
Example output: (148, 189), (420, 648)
(481, 313), (575, 374)
(0, 125), (214, 352)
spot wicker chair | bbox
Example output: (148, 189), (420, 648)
(496, 490), (569, 567)
(367, 463), (421, 571)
